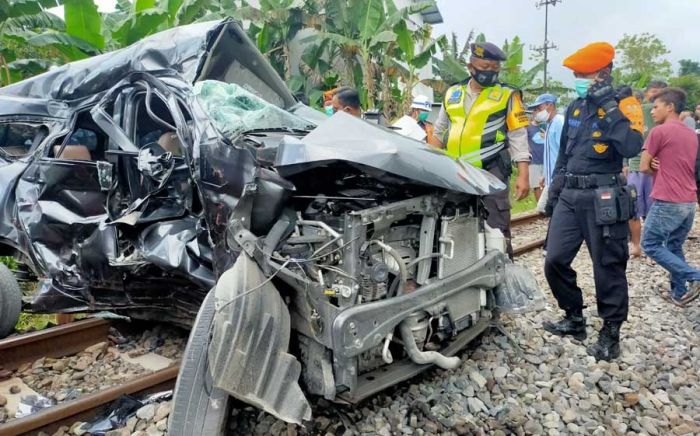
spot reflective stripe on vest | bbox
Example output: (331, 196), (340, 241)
(443, 83), (512, 168)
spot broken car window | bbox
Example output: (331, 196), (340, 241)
(193, 80), (312, 139)
(0, 123), (44, 159)
(52, 111), (108, 161)
(132, 92), (184, 157)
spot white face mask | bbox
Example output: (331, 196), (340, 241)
(534, 108), (549, 123)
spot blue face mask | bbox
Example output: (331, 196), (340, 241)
(417, 111), (429, 122)
(325, 105), (335, 116)
(574, 78), (592, 98)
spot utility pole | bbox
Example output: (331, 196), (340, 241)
(532, 0), (561, 92)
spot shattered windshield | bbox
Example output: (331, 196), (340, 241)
(194, 80), (314, 138)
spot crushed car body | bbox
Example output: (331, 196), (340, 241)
(0, 19), (543, 426)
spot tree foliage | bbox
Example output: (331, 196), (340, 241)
(679, 59), (700, 77)
(3, 1), (689, 123)
(612, 33), (672, 88)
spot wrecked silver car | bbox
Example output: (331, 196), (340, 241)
(0, 19), (541, 432)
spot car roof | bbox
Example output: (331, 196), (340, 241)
(0, 19), (296, 117)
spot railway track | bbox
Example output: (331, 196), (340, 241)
(0, 210), (546, 435)
(0, 319), (178, 436)
(511, 211), (547, 256)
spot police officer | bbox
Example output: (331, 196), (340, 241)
(431, 42), (531, 259)
(543, 42), (643, 361)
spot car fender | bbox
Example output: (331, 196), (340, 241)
(208, 252), (312, 424)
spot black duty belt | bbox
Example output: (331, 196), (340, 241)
(565, 173), (625, 189)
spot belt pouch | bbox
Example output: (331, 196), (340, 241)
(594, 187), (619, 225)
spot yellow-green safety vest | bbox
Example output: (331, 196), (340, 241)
(443, 83), (513, 168)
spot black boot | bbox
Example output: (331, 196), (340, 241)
(542, 309), (586, 340)
(587, 321), (622, 361)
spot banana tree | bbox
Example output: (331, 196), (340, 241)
(308, 0), (434, 108)
(391, 20), (440, 114)
(499, 36), (544, 91)
(236, 0), (312, 82)
(0, 0), (64, 85)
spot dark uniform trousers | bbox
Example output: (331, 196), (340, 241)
(544, 187), (629, 322)
(483, 164), (513, 259)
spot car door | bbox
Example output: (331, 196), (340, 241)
(0, 119), (51, 257)
(91, 71), (215, 289)
(14, 108), (122, 309)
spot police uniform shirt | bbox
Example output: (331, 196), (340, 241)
(554, 99), (643, 175)
(433, 81), (531, 163)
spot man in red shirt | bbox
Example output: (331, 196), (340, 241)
(640, 87), (700, 306)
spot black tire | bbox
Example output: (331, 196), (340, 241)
(169, 289), (232, 436)
(0, 263), (21, 338)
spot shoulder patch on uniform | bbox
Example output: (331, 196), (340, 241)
(597, 108), (606, 118)
(593, 143), (608, 154)
(448, 89), (463, 104)
(573, 108), (581, 117)
(568, 118), (581, 128)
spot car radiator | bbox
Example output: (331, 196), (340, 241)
(437, 214), (482, 279)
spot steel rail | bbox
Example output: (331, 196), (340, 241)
(511, 211), (545, 227)
(513, 238), (546, 257)
(0, 366), (179, 436)
(0, 318), (111, 371)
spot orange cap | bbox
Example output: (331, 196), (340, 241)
(563, 42), (615, 74)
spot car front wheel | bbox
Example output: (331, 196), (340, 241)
(169, 288), (232, 435)
(0, 263), (22, 338)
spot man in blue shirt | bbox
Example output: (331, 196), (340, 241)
(529, 93), (564, 188)
(527, 119), (545, 201)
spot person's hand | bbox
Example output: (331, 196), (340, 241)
(514, 173), (530, 200)
(539, 176), (545, 189)
(616, 85), (633, 99)
(544, 174), (565, 217)
(651, 157), (660, 171)
(588, 79), (617, 112)
(622, 165), (629, 177)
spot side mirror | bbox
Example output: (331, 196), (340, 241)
(96, 161), (113, 191)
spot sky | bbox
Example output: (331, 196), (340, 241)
(433, 0), (700, 85)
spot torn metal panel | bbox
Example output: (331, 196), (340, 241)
(0, 19), (296, 112)
(274, 112), (506, 196)
(15, 159), (117, 283)
(0, 161), (29, 252)
(138, 216), (215, 289)
(209, 253), (312, 424)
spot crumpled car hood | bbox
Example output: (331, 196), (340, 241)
(274, 112), (506, 196)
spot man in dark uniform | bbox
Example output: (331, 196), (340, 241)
(543, 42), (643, 361)
(430, 42), (531, 259)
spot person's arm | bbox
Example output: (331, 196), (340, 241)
(593, 94), (644, 158)
(549, 115), (564, 173)
(506, 92), (531, 200)
(429, 106), (449, 148)
(639, 150), (654, 174)
(639, 128), (660, 175)
(552, 110), (570, 176)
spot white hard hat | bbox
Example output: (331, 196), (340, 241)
(410, 95), (432, 111)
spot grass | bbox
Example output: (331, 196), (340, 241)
(15, 313), (57, 332)
(509, 172), (538, 215)
(0, 256), (18, 269)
